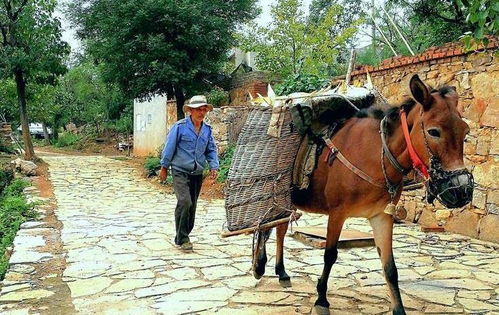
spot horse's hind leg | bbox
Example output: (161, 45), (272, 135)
(369, 214), (406, 315)
(253, 229), (271, 279)
(314, 214), (345, 315)
(275, 222), (291, 287)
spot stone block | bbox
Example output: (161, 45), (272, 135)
(416, 208), (438, 227)
(487, 203), (499, 215)
(435, 209), (452, 221)
(473, 159), (499, 188)
(487, 189), (499, 205)
(490, 130), (499, 155)
(444, 210), (480, 238)
(478, 214), (499, 243)
(480, 99), (499, 128)
(472, 188), (487, 209)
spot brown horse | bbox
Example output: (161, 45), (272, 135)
(252, 75), (474, 315)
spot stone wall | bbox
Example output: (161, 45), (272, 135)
(350, 38), (499, 243)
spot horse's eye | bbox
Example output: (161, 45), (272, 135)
(427, 128), (441, 138)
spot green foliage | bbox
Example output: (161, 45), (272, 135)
(237, 0), (361, 79)
(0, 169), (14, 194)
(54, 133), (80, 148)
(0, 0), (69, 158)
(67, 0), (259, 101)
(217, 145), (235, 183)
(460, 0), (499, 49)
(53, 61), (133, 134)
(144, 157), (161, 177)
(113, 115), (133, 134)
(0, 179), (37, 280)
(275, 73), (330, 95)
(3, 179), (30, 197)
(385, 0), (498, 54)
(206, 87), (229, 108)
(0, 137), (15, 155)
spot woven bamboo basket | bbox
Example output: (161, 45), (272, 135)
(225, 106), (301, 232)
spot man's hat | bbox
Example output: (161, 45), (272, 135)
(183, 95), (213, 113)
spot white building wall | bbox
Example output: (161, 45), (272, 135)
(133, 95), (168, 157)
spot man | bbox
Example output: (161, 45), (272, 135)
(159, 95), (219, 250)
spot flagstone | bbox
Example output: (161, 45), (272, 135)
(201, 265), (246, 280)
(458, 298), (498, 311)
(134, 279), (209, 298)
(153, 300), (227, 314)
(162, 267), (198, 281)
(67, 277), (113, 297)
(402, 283), (456, 305)
(105, 279), (154, 293)
(0, 289), (54, 302)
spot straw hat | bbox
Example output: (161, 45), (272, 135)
(183, 95), (213, 113)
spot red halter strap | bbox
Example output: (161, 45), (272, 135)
(399, 108), (429, 179)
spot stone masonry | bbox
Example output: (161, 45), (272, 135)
(350, 38), (499, 243)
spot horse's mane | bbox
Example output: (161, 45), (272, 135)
(353, 85), (456, 135)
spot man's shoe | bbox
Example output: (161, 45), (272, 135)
(180, 242), (193, 250)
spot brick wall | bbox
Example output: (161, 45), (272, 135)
(350, 38), (499, 243)
(229, 71), (269, 106)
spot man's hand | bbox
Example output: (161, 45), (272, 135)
(208, 169), (218, 180)
(159, 167), (168, 182)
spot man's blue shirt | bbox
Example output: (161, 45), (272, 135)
(160, 117), (219, 175)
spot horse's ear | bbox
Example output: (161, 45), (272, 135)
(410, 75), (432, 111)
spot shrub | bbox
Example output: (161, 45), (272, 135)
(275, 73), (329, 96)
(217, 145), (235, 183)
(54, 133), (80, 147)
(0, 179), (37, 280)
(0, 169), (14, 195)
(206, 86), (229, 108)
(114, 115), (133, 134)
(144, 156), (161, 177)
(0, 138), (15, 154)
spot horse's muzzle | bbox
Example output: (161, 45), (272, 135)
(427, 168), (474, 209)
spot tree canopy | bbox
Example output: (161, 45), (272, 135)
(67, 0), (259, 119)
(237, 0), (361, 93)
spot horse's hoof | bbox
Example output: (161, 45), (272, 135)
(312, 305), (330, 315)
(252, 269), (263, 280)
(279, 279), (292, 288)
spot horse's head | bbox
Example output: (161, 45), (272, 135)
(407, 74), (474, 208)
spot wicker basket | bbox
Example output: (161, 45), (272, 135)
(225, 106), (301, 231)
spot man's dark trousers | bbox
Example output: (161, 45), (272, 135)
(172, 169), (203, 245)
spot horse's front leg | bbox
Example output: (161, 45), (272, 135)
(253, 229), (271, 279)
(369, 214), (406, 315)
(275, 222), (291, 287)
(314, 214), (345, 315)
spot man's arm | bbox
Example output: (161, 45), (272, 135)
(159, 124), (179, 181)
(205, 129), (219, 171)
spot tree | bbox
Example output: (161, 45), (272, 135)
(387, 0), (498, 50)
(67, 0), (258, 120)
(52, 61), (132, 135)
(0, 0), (69, 160)
(237, 0), (361, 82)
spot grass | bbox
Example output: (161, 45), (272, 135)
(0, 178), (37, 280)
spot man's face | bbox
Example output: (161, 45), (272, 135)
(190, 105), (209, 122)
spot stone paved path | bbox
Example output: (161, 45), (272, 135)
(1, 154), (498, 314)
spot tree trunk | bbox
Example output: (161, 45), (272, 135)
(14, 69), (35, 160)
(42, 122), (50, 141)
(174, 85), (185, 121)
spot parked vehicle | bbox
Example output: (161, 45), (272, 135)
(17, 123), (53, 138)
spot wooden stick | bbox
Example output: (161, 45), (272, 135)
(381, 6), (415, 56)
(221, 212), (302, 238)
